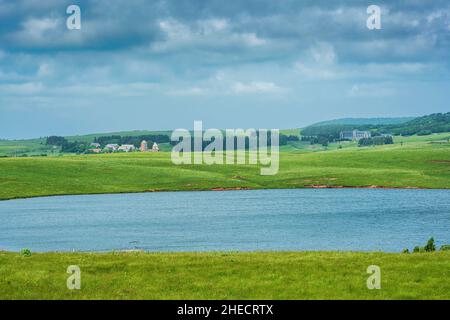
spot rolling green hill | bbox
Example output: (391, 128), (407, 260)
(0, 138), (55, 157)
(1, 136), (449, 201)
(301, 112), (450, 143)
(310, 117), (414, 127)
(387, 112), (450, 135)
(1, 122), (449, 301)
(1, 112), (449, 157)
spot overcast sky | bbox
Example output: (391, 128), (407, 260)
(1, 0), (449, 139)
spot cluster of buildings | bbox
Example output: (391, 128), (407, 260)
(89, 140), (159, 153)
(339, 130), (372, 141)
(139, 140), (160, 152)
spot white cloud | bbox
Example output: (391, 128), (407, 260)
(348, 83), (396, 97)
(294, 60), (431, 81)
(232, 81), (285, 94)
(166, 87), (206, 96)
(154, 18), (268, 52)
(37, 63), (53, 77)
(159, 19), (192, 42)
(294, 42), (338, 80)
(240, 33), (267, 46)
(0, 82), (44, 95)
(366, 62), (428, 74)
(0, 81), (161, 99)
(309, 42), (336, 65)
(294, 63), (338, 80)
(198, 18), (230, 34)
(13, 17), (61, 45)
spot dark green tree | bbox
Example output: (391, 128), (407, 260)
(424, 237), (436, 252)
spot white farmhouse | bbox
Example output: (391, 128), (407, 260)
(105, 144), (119, 151)
(118, 144), (136, 152)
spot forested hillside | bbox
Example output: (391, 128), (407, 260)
(301, 112), (450, 143)
(386, 112), (450, 136)
(310, 117), (414, 127)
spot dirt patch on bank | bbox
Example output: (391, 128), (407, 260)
(307, 185), (423, 190)
(210, 187), (252, 191)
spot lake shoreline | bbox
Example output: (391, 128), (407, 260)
(1, 184), (448, 202)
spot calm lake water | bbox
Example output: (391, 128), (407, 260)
(1, 189), (449, 252)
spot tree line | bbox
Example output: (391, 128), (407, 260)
(46, 132), (300, 153)
(358, 136), (394, 147)
(93, 134), (171, 147)
(301, 112), (450, 146)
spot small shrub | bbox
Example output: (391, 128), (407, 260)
(21, 248), (32, 257)
(440, 245), (450, 251)
(413, 246), (421, 253)
(402, 248), (410, 254)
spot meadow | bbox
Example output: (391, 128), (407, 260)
(1, 135), (450, 300)
(1, 251), (449, 299)
(0, 137), (449, 201)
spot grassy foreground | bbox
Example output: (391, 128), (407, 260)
(1, 141), (449, 200)
(1, 251), (449, 299)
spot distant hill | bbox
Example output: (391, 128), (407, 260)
(309, 117), (414, 127)
(387, 112), (450, 136)
(301, 112), (450, 140)
(65, 130), (173, 143)
(1, 112), (449, 156)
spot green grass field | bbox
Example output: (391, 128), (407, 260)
(0, 138), (449, 200)
(0, 138), (56, 157)
(1, 135), (449, 300)
(1, 251), (449, 299)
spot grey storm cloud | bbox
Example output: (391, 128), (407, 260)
(1, 0), (449, 81)
(1, 0), (450, 139)
(1, 0), (449, 61)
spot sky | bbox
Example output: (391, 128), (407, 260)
(0, 0), (449, 139)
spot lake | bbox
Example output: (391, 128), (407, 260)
(0, 189), (449, 252)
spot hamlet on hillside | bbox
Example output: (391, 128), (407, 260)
(87, 140), (159, 153)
